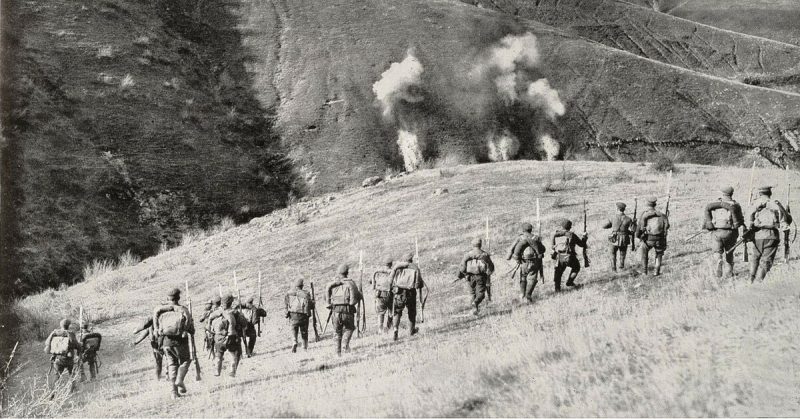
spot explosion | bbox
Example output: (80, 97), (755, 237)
(488, 131), (521, 162)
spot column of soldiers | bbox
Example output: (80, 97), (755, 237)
(114, 183), (792, 399)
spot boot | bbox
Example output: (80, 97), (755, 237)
(519, 280), (527, 299)
(342, 330), (353, 352)
(749, 260), (758, 283)
(654, 256), (662, 276)
(410, 322), (418, 336)
(619, 251), (627, 269)
(336, 335), (343, 356)
(171, 384), (180, 400)
(393, 329), (399, 341)
(472, 303), (479, 316)
(611, 253), (617, 272)
(176, 364), (189, 390)
(302, 338), (308, 350)
(714, 255), (724, 278)
(214, 355), (222, 377)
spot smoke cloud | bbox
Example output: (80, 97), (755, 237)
(373, 32), (566, 171)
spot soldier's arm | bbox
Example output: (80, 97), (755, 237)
(775, 201), (793, 226)
(485, 254), (495, 274)
(257, 307), (267, 317)
(415, 267), (425, 290)
(601, 219), (612, 229)
(506, 238), (517, 260)
(184, 306), (195, 335)
(44, 331), (55, 353)
(732, 203), (745, 229)
(459, 254), (469, 273)
(225, 312), (237, 337)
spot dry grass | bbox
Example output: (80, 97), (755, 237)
(7, 161), (800, 417)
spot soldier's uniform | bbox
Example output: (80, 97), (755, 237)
(506, 223), (545, 302)
(550, 220), (588, 291)
(747, 186), (793, 282)
(240, 297), (267, 357)
(602, 202), (634, 271)
(285, 279), (313, 352)
(637, 197), (670, 276)
(389, 254), (425, 341)
(200, 296), (221, 356)
(133, 317), (163, 380)
(460, 238), (495, 315)
(79, 323), (102, 382)
(208, 295), (244, 378)
(326, 264), (363, 355)
(371, 257), (394, 332)
(703, 186), (745, 278)
(153, 288), (195, 398)
(44, 319), (81, 377)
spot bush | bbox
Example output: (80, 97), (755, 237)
(651, 156), (676, 173)
(612, 168), (634, 182)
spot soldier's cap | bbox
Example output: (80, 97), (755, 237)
(521, 222), (533, 233)
(223, 294), (235, 305)
(757, 186), (773, 194)
(646, 197), (657, 206)
(382, 256), (394, 266)
(337, 264), (349, 276)
(212, 296), (221, 304)
(720, 186), (734, 196)
(205, 299), (214, 306)
(471, 237), (482, 248)
(82, 322), (92, 331)
(60, 319), (71, 329)
(167, 288), (181, 299)
(293, 278), (304, 288)
(561, 219), (573, 230)
(402, 252), (414, 263)
(616, 202), (626, 211)
(247, 296), (255, 304)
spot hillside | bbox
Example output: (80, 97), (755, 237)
(6, 161), (800, 416)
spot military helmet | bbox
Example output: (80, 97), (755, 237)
(646, 197), (657, 206)
(82, 322), (92, 331)
(561, 219), (573, 230)
(757, 186), (772, 195)
(471, 237), (482, 248)
(402, 252), (414, 263)
(222, 294), (235, 306)
(293, 278), (304, 288)
(205, 299), (214, 306)
(720, 186), (734, 196)
(382, 256), (394, 266)
(60, 318), (71, 329)
(247, 296), (255, 304)
(337, 264), (349, 276)
(167, 287), (181, 299)
(212, 296), (221, 305)
(521, 222), (533, 233)
(616, 202), (626, 211)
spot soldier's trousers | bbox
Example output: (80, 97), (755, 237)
(243, 327), (258, 357)
(392, 289), (417, 328)
(750, 238), (779, 282)
(290, 313), (309, 349)
(609, 245), (627, 270)
(467, 274), (488, 307)
(374, 291), (393, 329)
(518, 260), (540, 300)
(80, 352), (98, 381)
(163, 344), (190, 386)
(331, 306), (356, 354)
(711, 229), (738, 277)
(52, 355), (75, 376)
(553, 254), (580, 290)
(214, 337), (242, 376)
(150, 340), (163, 379)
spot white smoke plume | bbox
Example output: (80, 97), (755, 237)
(488, 131), (520, 162)
(525, 79), (566, 120)
(397, 129), (424, 171)
(539, 134), (560, 161)
(372, 50), (424, 121)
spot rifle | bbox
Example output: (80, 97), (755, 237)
(683, 230), (708, 243)
(233, 271), (247, 350)
(784, 169), (791, 263)
(582, 199), (590, 268)
(631, 197), (638, 251)
(310, 282), (321, 341)
(536, 198), (545, 279)
(185, 281), (201, 381)
(415, 238), (428, 324)
(356, 250), (366, 337)
(726, 228), (757, 256)
(664, 171), (673, 220)
(485, 217), (492, 302)
(133, 330), (149, 346)
(76, 306), (84, 381)
(745, 162), (755, 262)
(257, 271), (263, 337)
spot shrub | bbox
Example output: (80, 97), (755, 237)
(119, 74), (135, 90)
(651, 156), (676, 173)
(612, 168), (634, 182)
(82, 259), (115, 282)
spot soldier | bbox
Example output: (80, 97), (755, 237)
(240, 297), (266, 358)
(506, 222), (546, 303)
(152, 288), (195, 399)
(209, 294), (243, 377)
(132, 317), (163, 380)
(198, 299), (214, 323)
(459, 238), (495, 315)
(79, 323), (102, 382)
(747, 186), (793, 282)
(44, 319), (81, 383)
(200, 296), (221, 356)
(602, 202), (635, 272)
(285, 279), (313, 352)
(389, 253), (425, 341)
(637, 197), (670, 276)
(550, 219), (588, 291)
(371, 257), (394, 332)
(325, 264), (362, 355)
(703, 186), (745, 278)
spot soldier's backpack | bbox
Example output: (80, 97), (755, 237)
(211, 312), (232, 336)
(753, 201), (780, 229)
(287, 291), (311, 314)
(329, 282), (353, 305)
(645, 213), (667, 236)
(553, 234), (571, 254)
(711, 206), (734, 229)
(522, 246), (538, 261)
(82, 334), (102, 353)
(158, 310), (187, 337)
(465, 256), (488, 275)
(392, 267), (419, 290)
(373, 271), (392, 292)
(49, 331), (70, 355)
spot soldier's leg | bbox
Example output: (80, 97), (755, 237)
(756, 240), (778, 282)
(152, 347), (163, 380)
(640, 244), (650, 274)
(553, 262), (565, 291)
(342, 313), (355, 351)
(473, 277), (486, 307)
(376, 297), (386, 331)
(566, 257), (581, 286)
(334, 312), (344, 355)
(291, 323), (299, 353)
(213, 341), (225, 376)
(230, 340), (242, 377)
(722, 232), (737, 277)
(300, 316), (309, 349)
(619, 248), (627, 269)
(176, 344), (190, 391)
(518, 264), (528, 298)
(524, 270), (538, 302)
(386, 294), (394, 330)
(89, 359), (98, 381)
(610, 245), (618, 271)
(163, 348), (180, 398)
(407, 292), (418, 335)
(749, 241), (761, 282)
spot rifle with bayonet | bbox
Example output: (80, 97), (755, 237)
(310, 282), (321, 341)
(536, 198), (545, 280)
(631, 197), (638, 251)
(745, 162), (755, 262)
(582, 199), (590, 267)
(257, 271), (263, 337)
(184, 281), (201, 381)
(485, 217), (492, 302)
(784, 169), (791, 263)
(725, 228), (757, 256)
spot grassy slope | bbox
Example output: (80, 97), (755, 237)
(232, 0), (800, 193)
(8, 161), (800, 416)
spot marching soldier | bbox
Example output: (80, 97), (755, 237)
(389, 254), (425, 341)
(371, 257), (394, 332)
(747, 186), (793, 282)
(506, 223), (545, 302)
(44, 319), (81, 384)
(152, 288), (195, 399)
(703, 186), (745, 278)
(637, 197), (670, 276)
(459, 238), (495, 315)
(326, 264), (363, 355)
(285, 279), (313, 352)
(550, 219), (588, 291)
(209, 294), (244, 377)
(133, 317), (163, 380)
(602, 202), (635, 272)
(240, 297), (266, 357)
(79, 323), (102, 382)
(200, 296), (221, 356)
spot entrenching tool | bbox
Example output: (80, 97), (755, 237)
(185, 280), (202, 381)
(582, 199), (590, 268)
(631, 197), (638, 252)
(745, 162), (755, 262)
(310, 282), (321, 341)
